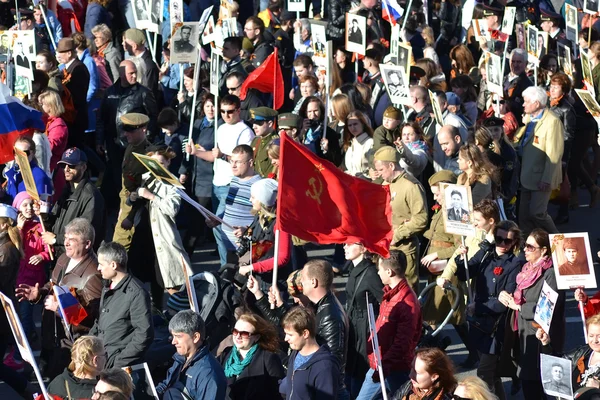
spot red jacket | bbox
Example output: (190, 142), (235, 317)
(581, 291), (600, 319)
(368, 279), (422, 373)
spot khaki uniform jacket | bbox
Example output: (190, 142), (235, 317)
(386, 171), (428, 254)
(513, 110), (564, 190)
(251, 131), (279, 177)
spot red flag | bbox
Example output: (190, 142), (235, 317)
(240, 47), (284, 110)
(276, 134), (392, 257)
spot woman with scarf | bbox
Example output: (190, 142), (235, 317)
(392, 347), (457, 400)
(455, 220), (523, 399)
(218, 313), (285, 400)
(498, 229), (566, 399)
(394, 122), (430, 178)
(537, 314), (600, 393)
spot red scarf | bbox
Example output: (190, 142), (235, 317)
(550, 94), (563, 108)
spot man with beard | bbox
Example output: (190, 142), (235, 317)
(42, 148), (105, 258)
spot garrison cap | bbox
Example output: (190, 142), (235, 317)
(482, 2), (504, 17)
(563, 238), (579, 251)
(383, 106), (402, 120)
(120, 113), (150, 131)
(373, 146), (400, 163)
(124, 28), (146, 46)
(428, 170), (457, 186)
(278, 113), (301, 129)
(250, 107), (278, 121)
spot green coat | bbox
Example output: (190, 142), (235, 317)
(251, 131), (279, 177)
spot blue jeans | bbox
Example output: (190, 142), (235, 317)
(18, 301), (33, 338)
(356, 368), (409, 400)
(212, 185), (229, 266)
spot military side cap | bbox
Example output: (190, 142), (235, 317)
(374, 146), (400, 163)
(540, 8), (562, 22)
(483, 117), (504, 128)
(482, 2), (504, 17)
(410, 66), (426, 81)
(278, 113), (301, 129)
(251, 107), (278, 121)
(124, 28), (146, 46)
(120, 113), (150, 131)
(428, 170), (457, 186)
(384, 106), (402, 120)
(563, 238), (579, 250)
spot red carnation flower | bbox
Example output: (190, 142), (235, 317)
(493, 267), (503, 276)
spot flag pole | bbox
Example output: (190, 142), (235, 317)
(461, 236), (472, 304)
(186, 49), (202, 161)
(400, 0), (412, 33)
(38, 5), (56, 51)
(273, 48), (277, 109)
(271, 229), (280, 309)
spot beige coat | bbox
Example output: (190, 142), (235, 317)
(146, 175), (189, 288)
(513, 109), (564, 190)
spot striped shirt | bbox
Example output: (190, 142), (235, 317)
(222, 174), (262, 250)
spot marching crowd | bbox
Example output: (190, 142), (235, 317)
(1, 0), (600, 399)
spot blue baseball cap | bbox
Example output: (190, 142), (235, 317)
(58, 147), (88, 166)
(445, 92), (461, 106)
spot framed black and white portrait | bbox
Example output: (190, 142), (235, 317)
(171, 22), (199, 64)
(345, 13), (366, 55)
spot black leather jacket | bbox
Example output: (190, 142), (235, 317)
(550, 97), (576, 142)
(326, 0), (349, 40)
(96, 81), (158, 146)
(315, 291), (349, 374)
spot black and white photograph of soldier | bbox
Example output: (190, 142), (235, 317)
(540, 354), (573, 399)
(446, 189), (470, 222)
(344, 13), (366, 55)
(171, 23), (198, 64)
(381, 65), (409, 105)
(348, 18), (363, 43)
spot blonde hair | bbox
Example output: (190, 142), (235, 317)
(0, 217), (23, 258)
(38, 90), (65, 117)
(422, 26), (435, 46)
(455, 376), (499, 400)
(69, 336), (104, 377)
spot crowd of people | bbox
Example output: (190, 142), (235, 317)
(1, 0), (600, 398)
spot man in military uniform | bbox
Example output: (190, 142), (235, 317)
(174, 25), (194, 53)
(250, 107), (279, 177)
(373, 146), (428, 293)
(112, 113), (152, 249)
(558, 238), (590, 276)
(540, 9), (569, 54)
(543, 364), (571, 396)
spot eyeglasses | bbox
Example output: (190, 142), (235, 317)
(524, 243), (541, 252)
(221, 109), (239, 115)
(229, 159), (250, 166)
(494, 236), (514, 245)
(232, 328), (254, 338)
(227, 84), (241, 92)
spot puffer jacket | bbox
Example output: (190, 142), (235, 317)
(326, 0), (349, 40)
(550, 96), (576, 142)
(96, 80), (158, 146)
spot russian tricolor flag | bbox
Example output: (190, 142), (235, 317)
(0, 83), (45, 164)
(382, 0), (404, 26)
(55, 285), (88, 326)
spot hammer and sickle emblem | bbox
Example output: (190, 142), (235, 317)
(306, 176), (323, 205)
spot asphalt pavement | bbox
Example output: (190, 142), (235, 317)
(1, 187), (599, 398)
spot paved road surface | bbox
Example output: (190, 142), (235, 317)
(1, 189), (598, 398)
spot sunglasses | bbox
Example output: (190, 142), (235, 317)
(253, 120), (267, 126)
(232, 328), (253, 339)
(221, 109), (238, 115)
(227, 84), (241, 92)
(524, 243), (541, 252)
(494, 236), (513, 245)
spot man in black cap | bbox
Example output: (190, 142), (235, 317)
(17, 9), (50, 51)
(250, 107), (279, 177)
(112, 113), (152, 249)
(42, 147), (106, 258)
(540, 9), (569, 53)
(56, 37), (90, 148)
(96, 60), (157, 209)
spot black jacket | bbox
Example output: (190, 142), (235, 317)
(550, 97), (576, 142)
(64, 58), (90, 147)
(300, 124), (343, 167)
(503, 72), (533, 121)
(217, 346), (285, 400)
(140, 50), (161, 102)
(240, 90), (264, 123)
(0, 232), (20, 338)
(315, 291), (349, 379)
(48, 177), (105, 258)
(344, 259), (383, 380)
(173, 90), (203, 126)
(89, 274), (154, 368)
(96, 80), (158, 145)
(326, 0), (349, 40)
(251, 38), (274, 69)
(47, 368), (96, 399)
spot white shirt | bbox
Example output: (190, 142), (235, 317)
(344, 133), (373, 177)
(65, 258), (81, 274)
(213, 121), (255, 187)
